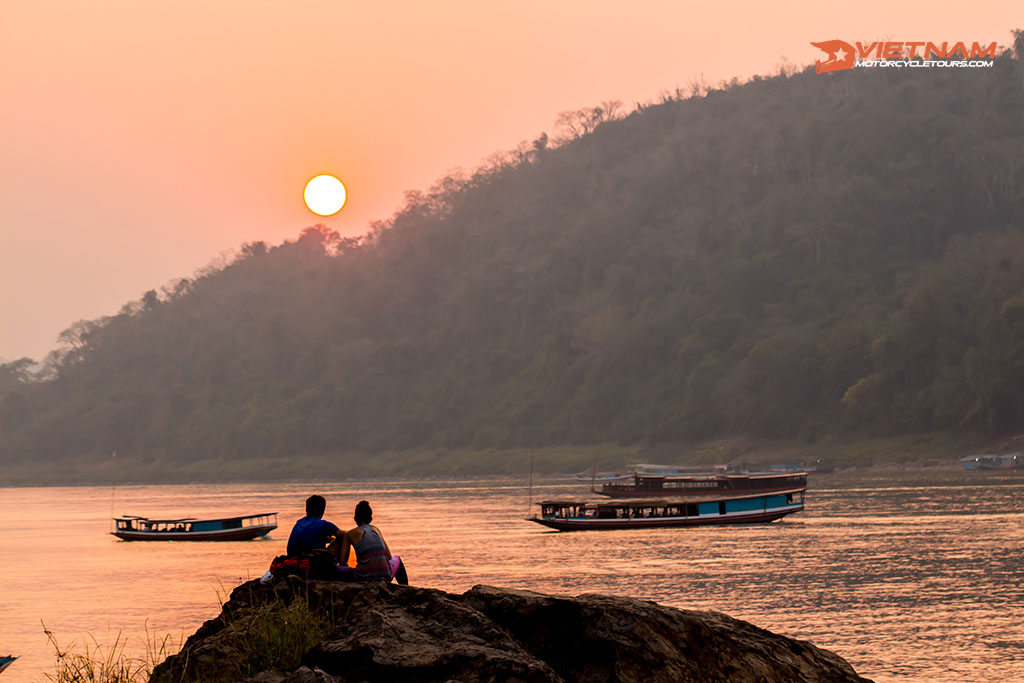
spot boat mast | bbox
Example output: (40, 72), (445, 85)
(109, 451), (117, 534)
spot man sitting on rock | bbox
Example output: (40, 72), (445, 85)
(330, 500), (409, 585)
(286, 494), (340, 556)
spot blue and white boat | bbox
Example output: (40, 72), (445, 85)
(530, 489), (804, 531)
(112, 513), (277, 541)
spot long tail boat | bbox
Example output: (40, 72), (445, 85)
(111, 513), (277, 541)
(596, 471), (807, 497)
(529, 489), (804, 531)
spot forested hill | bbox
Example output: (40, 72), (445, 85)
(3, 44), (1024, 467)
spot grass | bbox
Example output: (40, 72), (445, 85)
(223, 591), (331, 681)
(150, 584), (335, 683)
(46, 585), (334, 683)
(42, 622), (180, 683)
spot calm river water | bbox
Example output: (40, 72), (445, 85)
(2, 469), (1023, 681)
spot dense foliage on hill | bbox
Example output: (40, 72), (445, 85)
(3, 40), (1024, 465)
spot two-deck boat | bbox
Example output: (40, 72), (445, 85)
(111, 513), (277, 541)
(596, 471), (807, 497)
(530, 489), (805, 531)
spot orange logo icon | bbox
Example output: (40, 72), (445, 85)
(811, 40), (856, 73)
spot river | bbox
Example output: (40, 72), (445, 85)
(2, 468), (1023, 681)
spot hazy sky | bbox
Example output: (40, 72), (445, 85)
(1, 2), (1019, 361)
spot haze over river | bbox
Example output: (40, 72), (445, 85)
(3, 469), (1023, 681)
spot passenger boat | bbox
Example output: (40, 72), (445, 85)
(596, 471), (807, 497)
(530, 489), (805, 531)
(0, 655), (19, 674)
(111, 513), (277, 541)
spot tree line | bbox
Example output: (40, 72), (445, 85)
(2, 35), (1023, 466)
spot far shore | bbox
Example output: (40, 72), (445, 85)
(0, 431), (1006, 488)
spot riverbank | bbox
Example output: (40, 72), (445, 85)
(0, 432), (994, 487)
(150, 576), (870, 682)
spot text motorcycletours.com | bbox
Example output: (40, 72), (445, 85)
(856, 60), (993, 68)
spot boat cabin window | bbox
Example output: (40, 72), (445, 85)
(541, 505), (584, 519)
(117, 519), (194, 532)
(718, 501), (727, 515)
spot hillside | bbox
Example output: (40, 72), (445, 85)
(2, 41), (1024, 472)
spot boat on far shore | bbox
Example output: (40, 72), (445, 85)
(111, 513), (277, 541)
(960, 453), (1021, 470)
(769, 459), (834, 474)
(573, 470), (633, 482)
(530, 489), (805, 531)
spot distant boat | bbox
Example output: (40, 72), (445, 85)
(111, 513), (277, 541)
(596, 472), (807, 498)
(0, 655), (19, 674)
(574, 463), (716, 482)
(960, 453), (1021, 470)
(769, 459), (834, 474)
(573, 470), (632, 482)
(529, 489), (805, 531)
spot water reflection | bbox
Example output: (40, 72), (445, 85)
(2, 469), (1023, 681)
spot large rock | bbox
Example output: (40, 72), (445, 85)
(150, 577), (870, 682)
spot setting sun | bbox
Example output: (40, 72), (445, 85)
(304, 174), (347, 216)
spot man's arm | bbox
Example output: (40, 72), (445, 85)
(328, 530), (350, 565)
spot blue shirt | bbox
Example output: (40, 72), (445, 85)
(286, 516), (339, 556)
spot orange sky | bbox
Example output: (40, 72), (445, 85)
(0, 1), (1019, 360)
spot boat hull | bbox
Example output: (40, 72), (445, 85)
(111, 524), (276, 541)
(530, 505), (801, 531)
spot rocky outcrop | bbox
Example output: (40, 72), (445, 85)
(150, 577), (870, 682)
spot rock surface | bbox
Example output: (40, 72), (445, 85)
(150, 577), (870, 682)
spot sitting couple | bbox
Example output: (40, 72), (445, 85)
(287, 495), (409, 585)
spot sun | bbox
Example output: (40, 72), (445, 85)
(304, 174), (347, 216)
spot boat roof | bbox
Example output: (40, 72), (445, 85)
(113, 512), (277, 523)
(540, 488), (806, 507)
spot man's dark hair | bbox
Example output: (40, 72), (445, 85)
(354, 500), (372, 525)
(306, 494), (327, 518)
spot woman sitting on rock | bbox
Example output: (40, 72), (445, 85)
(330, 500), (409, 585)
